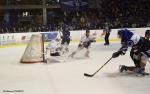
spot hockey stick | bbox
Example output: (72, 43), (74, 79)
(84, 57), (113, 77)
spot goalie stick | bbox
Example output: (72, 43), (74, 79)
(84, 57), (113, 77)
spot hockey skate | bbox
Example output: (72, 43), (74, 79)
(136, 72), (149, 77)
(65, 48), (69, 53)
(119, 65), (127, 73)
(84, 50), (90, 58)
(84, 52), (89, 58)
(136, 68), (149, 77)
(68, 52), (76, 58)
(85, 54), (89, 58)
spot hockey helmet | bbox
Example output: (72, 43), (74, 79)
(145, 30), (150, 36)
(117, 29), (133, 41)
(86, 29), (90, 33)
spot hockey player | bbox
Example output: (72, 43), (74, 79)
(69, 29), (96, 58)
(61, 24), (71, 53)
(46, 38), (61, 56)
(129, 30), (150, 70)
(145, 30), (150, 40)
(101, 22), (111, 45)
(45, 37), (63, 63)
(112, 29), (150, 76)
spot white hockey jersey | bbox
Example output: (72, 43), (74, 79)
(80, 33), (96, 44)
(46, 40), (61, 53)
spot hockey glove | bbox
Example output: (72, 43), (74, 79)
(112, 51), (121, 58)
(78, 43), (84, 48)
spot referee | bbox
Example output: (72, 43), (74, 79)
(103, 22), (111, 45)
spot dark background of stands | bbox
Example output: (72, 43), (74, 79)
(0, 0), (150, 33)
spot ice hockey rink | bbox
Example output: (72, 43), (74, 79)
(0, 42), (150, 94)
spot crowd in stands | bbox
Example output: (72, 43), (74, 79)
(0, 10), (101, 33)
(99, 0), (150, 28)
(0, 0), (150, 33)
(0, 24), (50, 33)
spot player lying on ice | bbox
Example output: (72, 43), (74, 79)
(69, 29), (96, 58)
(112, 29), (150, 76)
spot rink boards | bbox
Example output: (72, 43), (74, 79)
(0, 27), (150, 48)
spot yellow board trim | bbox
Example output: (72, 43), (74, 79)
(0, 39), (120, 48)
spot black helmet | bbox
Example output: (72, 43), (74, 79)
(145, 30), (150, 35)
(118, 30), (123, 36)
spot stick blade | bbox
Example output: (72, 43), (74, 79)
(84, 73), (93, 77)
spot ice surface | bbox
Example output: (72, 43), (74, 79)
(0, 43), (150, 94)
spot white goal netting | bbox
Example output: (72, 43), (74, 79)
(20, 34), (45, 63)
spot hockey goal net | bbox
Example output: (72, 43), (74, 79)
(20, 34), (45, 63)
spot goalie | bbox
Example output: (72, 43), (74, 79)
(69, 29), (96, 58)
(45, 37), (64, 63)
(112, 29), (150, 76)
(46, 38), (61, 56)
